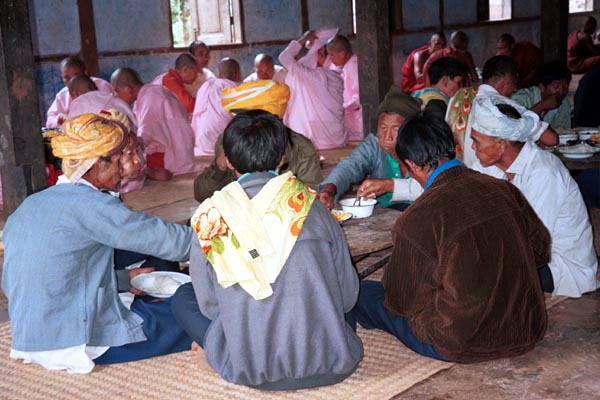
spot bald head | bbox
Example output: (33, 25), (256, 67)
(253, 54), (275, 80)
(450, 31), (469, 50)
(175, 53), (199, 84)
(60, 56), (88, 86)
(68, 74), (98, 99)
(218, 57), (241, 82)
(110, 67), (144, 104)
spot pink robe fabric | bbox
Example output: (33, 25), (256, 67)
(185, 68), (217, 97)
(330, 54), (363, 141)
(243, 65), (288, 83)
(280, 40), (347, 150)
(66, 91), (138, 132)
(190, 78), (236, 156)
(133, 85), (198, 175)
(46, 77), (114, 128)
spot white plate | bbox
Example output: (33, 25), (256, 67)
(560, 152), (595, 159)
(130, 271), (191, 298)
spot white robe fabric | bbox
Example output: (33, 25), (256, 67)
(190, 78), (237, 156)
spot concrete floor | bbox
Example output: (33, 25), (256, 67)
(0, 146), (599, 399)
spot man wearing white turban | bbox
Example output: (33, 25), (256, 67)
(470, 96), (599, 298)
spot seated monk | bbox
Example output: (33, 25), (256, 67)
(400, 32), (446, 93)
(185, 40), (216, 96)
(171, 110), (362, 390)
(351, 111), (550, 363)
(2, 112), (194, 373)
(111, 67), (198, 179)
(46, 56), (114, 128)
(193, 80), (323, 202)
(191, 57), (241, 156)
(567, 16), (600, 74)
(152, 54), (199, 114)
(243, 53), (287, 83)
(496, 33), (544, 88)
(423, 31), (478, 87)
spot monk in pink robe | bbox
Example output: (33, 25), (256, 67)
(111, 68), (198, 177)
(280, 29), (348, 150)
(46, 56), (114, 128)
(191, 58), (241, 156)
(327, 35), (363, 140)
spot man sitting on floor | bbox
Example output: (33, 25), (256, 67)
(317, 86), (423, 211)
(171, 110), (362, 390)
(46, 56), (114, 128)
(243, 53), (287, 83)
(470, 96), (599, 298)
(512, 60), (572, 130)
(152, 54), (199, 114)
(191, 57), (241, 156)
(423, 31), (478, 87)
(351, 110), (550, 363)
(193, 80), (323, 202)
(2, 112), (193, 373)
(567, 16), (600, 74)
(111, 67), (198, 178)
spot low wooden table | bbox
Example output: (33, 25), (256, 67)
(341, 206), (400, 279)
(554, 150), (600, 170)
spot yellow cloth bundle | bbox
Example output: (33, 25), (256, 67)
(221, 80), (290, 119)
(52, 111), (127, 183)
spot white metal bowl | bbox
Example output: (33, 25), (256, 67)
(339, 198), (377, 218)
(558, 134), (578, 145)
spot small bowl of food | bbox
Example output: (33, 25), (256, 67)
(339, 198), (377, 219)
(558, 133), (579, 145)
(578, 129), (599, 141)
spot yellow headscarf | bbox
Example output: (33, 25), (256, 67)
(221, 80), (290, 119)
(52, 111), (128, 183)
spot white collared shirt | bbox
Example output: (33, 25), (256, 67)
(472, 142), (599, 297)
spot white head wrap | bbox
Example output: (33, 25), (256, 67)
(298, 28), (339, 68)
(470, 95), (539, 142)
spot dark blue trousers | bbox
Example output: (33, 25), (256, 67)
(114, 249), (180, 272)
(95, 297), (193, 364)
(538, 264), (555, 293)
(170, 282), (212, 347)
(350, 281), (446, 361)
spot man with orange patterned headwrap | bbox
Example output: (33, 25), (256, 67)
(2, 112), (193, 373)
(172, 110), (362, 390)
(193, 80), (322, 202)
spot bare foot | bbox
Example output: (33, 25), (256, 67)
(147, 167), (173, 181)
(190, 341), (212, 371)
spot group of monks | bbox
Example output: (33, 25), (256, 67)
(43, 29), (362, 199)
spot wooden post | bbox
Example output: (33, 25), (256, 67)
(540, 0), (568, 64)
(77, 0), (99, 76)
(355, 0), (391, 136)
(0, 0), (47, 215)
